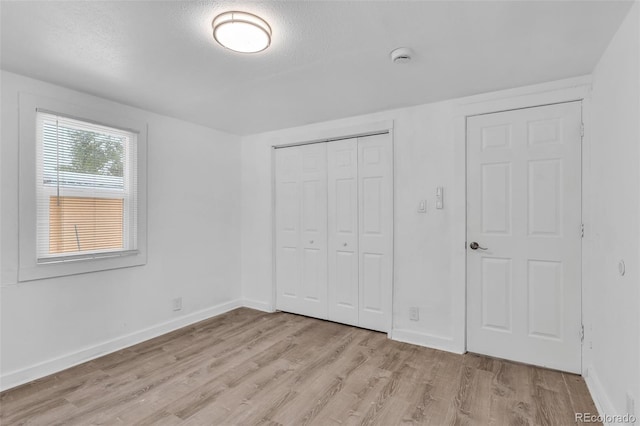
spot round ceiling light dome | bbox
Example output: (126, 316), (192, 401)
(212, 11), (272, 53)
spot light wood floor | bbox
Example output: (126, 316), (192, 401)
(1, 308), (599, 425)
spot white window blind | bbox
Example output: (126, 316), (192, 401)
(36, 111), (138, 263)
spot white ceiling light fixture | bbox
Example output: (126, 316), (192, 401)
(212, 11), (272, 54)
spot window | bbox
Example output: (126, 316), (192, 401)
(19, 93), (147, 281)
(36, 112), (137, 262)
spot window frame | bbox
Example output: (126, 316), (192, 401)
(19, 93), (148, 281)
(36, 111), (136, 262)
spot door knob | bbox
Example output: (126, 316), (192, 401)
(343, 243), (348, 247)
(469, 242), (488, 250)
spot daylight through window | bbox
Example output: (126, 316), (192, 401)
(36, 111), (138, 262)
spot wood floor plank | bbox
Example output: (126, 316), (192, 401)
(562, 372), (600, 418)
(530, 365), (581, 426)
(358, 365), (412, 426)
(188, 358), (295, 425)
(396, 348), (443, 424)
(125, 317), (309, 425)
(309, 360), (390, 425)
(0, 308), (598, 426)
(504, 364), (536, 426)
(271, 333), (371, 425)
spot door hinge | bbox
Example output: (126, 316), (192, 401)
(580, 123), (585, 137)
(581, 223), (585, 238)
(581, 324), (585, 343)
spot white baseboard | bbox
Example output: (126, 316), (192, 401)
(242, 299), (275, 313)
(3, 301), (472, 392)
(0, 299), (243, 392)
(391, 328), (465, 354)
(584, 365), (619, 425)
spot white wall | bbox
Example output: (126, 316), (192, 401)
(241, 59), (640, 415)
(240, 77), (594, 355)
(241, 9), (640, 407)
(584, 2), (640, 420)
(0, 71), (243, 390)
(241, 98), (471, 353)
(3, 6), (638, 414)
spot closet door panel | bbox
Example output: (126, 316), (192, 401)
(275, 147), (303, 312)
(275, 144), (328, 319)
(362, 253), (383, 311)
(358, 134), (393, 332)
(299, 143), (328, 318)
(276, 134), (392, 332)
(328, 139), (359, 326)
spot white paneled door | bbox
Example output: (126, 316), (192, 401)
(276, 133), (392, 333)
(275, 143), (328, 319)
(466, 102), (582, 373)
(358, 134), (393, 332)
(328, 138), (359, 326)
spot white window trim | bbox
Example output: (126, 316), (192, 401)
(35, 111), (137, 263)
(19, 93), (148, 281)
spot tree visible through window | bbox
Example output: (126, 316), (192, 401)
(60, 129), (124, 177)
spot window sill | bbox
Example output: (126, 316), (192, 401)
(37, 249), (139, 264)
(19, 250), (146, 282)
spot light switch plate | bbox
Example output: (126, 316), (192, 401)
(436, 187), (444, 209)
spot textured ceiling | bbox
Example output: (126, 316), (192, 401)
(0, 1), (633, 135)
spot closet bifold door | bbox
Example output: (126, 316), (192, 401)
(327, 138), (359, 326)
(275, 143), (328, 319)
(358, 133), (393, 332)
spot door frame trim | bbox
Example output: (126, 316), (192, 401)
(452, 81), (593, 371)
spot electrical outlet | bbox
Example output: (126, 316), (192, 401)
(409, 307), (419, 321)
(172, 297), (182, 311)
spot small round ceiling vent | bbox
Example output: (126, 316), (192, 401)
(390, 47), (413, 64)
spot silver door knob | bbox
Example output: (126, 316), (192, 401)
(310, 240), (314, 244)
(469, 242), (487, 250)
(343, 243), (348, 247)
